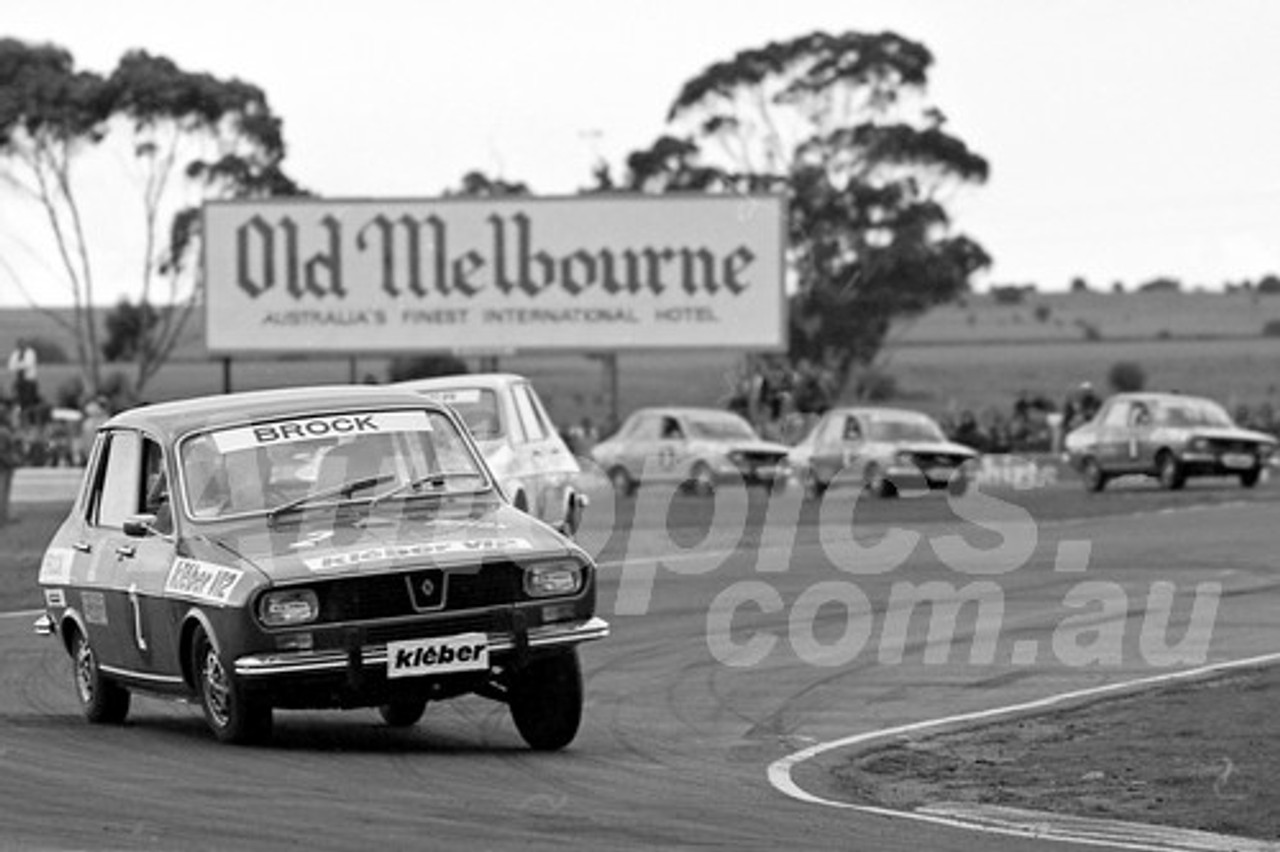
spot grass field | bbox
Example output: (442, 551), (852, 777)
(5, 291), (1280, 426)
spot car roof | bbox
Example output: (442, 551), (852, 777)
(1108, 392), (1214, 405)
(629, 406), (747, 420)
(825, 406), (937, 419)
(105, 385), (444, 440)
(395, 373), (526, 391)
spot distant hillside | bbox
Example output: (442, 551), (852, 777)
(7, 291), (1280, 361)
(894, 291), (1280, 344)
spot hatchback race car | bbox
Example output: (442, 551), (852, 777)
(396, 373), (586, 535)
(590, 406), (790, 495)
(1064, 392), (1276, 491)
(34, 386), (607, 747)
(787, 406), (979, 498)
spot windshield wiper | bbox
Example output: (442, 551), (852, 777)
(267, 473), (396, 520)
(368, 471), (486, 508)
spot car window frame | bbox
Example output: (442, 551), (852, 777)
(513, 382), (550, 443)
(91, 428), (145, 530)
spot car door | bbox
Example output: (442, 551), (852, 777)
(502, 383), (542, 513)
(617, 414), (659, 482)
(656, 415), (692, 483)
(808, 414), (846, 484)
(510, 381), (565, 520)
(1127, 401), (1158, 470)
(85, 429), (183, 679)
(1094, 400), (1133, 473)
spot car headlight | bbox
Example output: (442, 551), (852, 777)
(258, 589), (319, 627)
(524, 561), (583, 598)
(1189, 437), (1209, 452)
(894, 451), (915, 467)
(728, 450), (745, 464)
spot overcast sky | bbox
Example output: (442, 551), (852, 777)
(5, 0), (1280, 305)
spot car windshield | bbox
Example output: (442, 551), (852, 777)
(1156, 400), (1235, 428)
(686, 414), (759, 441)
(864, 415), (946, 443)
(413, 388), (502, 440)
(179, 408), (486, 520)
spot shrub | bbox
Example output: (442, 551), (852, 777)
(28, 336), (69, 364)
(387, 354), (470, 383)
(854, 369), (897, 402)
(1262, 319), (1280, 338)
(1033, 304), (1052, 323)
(991, 286), (1026, 306)
(1075, 319), (1102, 341)
(1108, 360), (1147, 393)
(55, 376), (85, 409)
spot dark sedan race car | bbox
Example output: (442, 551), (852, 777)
(1064, 391), (1277, 491)
(33, 386), (608, 747)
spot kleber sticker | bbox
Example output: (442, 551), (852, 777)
(44, 588), (66, 608)
(419, 389), (483, 405)
(305, 538), (533, 571)
(164, 559), (244, 605)
(82, 591), (107, 625)
(38, 548), (73, 585)
(387, 633), (489, 679)
(211, 411), (431, 453)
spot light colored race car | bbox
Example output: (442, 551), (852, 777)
(1064, 391), (1277, 491)
(591, 406), (790, 495)
(787, 406), (979, 498)
(397, 373), (586, 535)
(34, 385), (607, 747)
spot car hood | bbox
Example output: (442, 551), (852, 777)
(719, 440), (791, 455)
(191, 503), (575, 584)
(873, 440), (979, 458)
(1177, 426), (1277, 444)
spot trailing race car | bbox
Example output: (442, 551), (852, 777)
(787, 406), (979, 498)
(591, 407), (789, 495)
(1064, 392), (1276, 491)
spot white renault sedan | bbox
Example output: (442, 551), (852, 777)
(397, 374), (586, 534)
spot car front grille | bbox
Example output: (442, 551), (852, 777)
(313, 562), (523, 624)
(1207, 439), (1260, 455)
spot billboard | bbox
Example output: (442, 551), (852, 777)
(202, 195), (786, 354)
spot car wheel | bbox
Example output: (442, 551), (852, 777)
(608, 466), (636, 497)
(378, 698), (428, 728)
(1240, 467), (1261, 488)
(71, 629), (130, 724)
(864, 463), (897, 499)
(1081, 457), (1108, 493)
(689, 462), (717, 496)
(192, 625), (272, 745)
(802, 468), (827, 501)
(508, 650), (584, 752)
(1157, 451), (1186, 491)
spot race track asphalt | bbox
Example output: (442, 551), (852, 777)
(1, 474), (1277, 851)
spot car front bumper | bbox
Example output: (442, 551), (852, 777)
(233, 616), (610, 678)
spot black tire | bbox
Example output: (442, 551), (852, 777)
(688, 462), (717, 496)
(864, 463), (897, 499)
(378, 698), (428, 728)
(71, 629), (130, 724)
(192, 625), (272, 745)
(1157, 452), (1186, 491)
(607, 466), (636, 497)
(802, 468), (827, 501)
(508, 650), (584, 752)
(1081, 457), (1108, 493)
(1240, 467), (1261, 488)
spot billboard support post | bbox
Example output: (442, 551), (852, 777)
(605, 352), (619, 433)
(221, 357), (232, 394)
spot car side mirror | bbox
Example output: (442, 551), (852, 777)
(123, 513), (158, 538)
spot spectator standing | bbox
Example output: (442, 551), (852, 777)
(7, 339), (38, 423)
